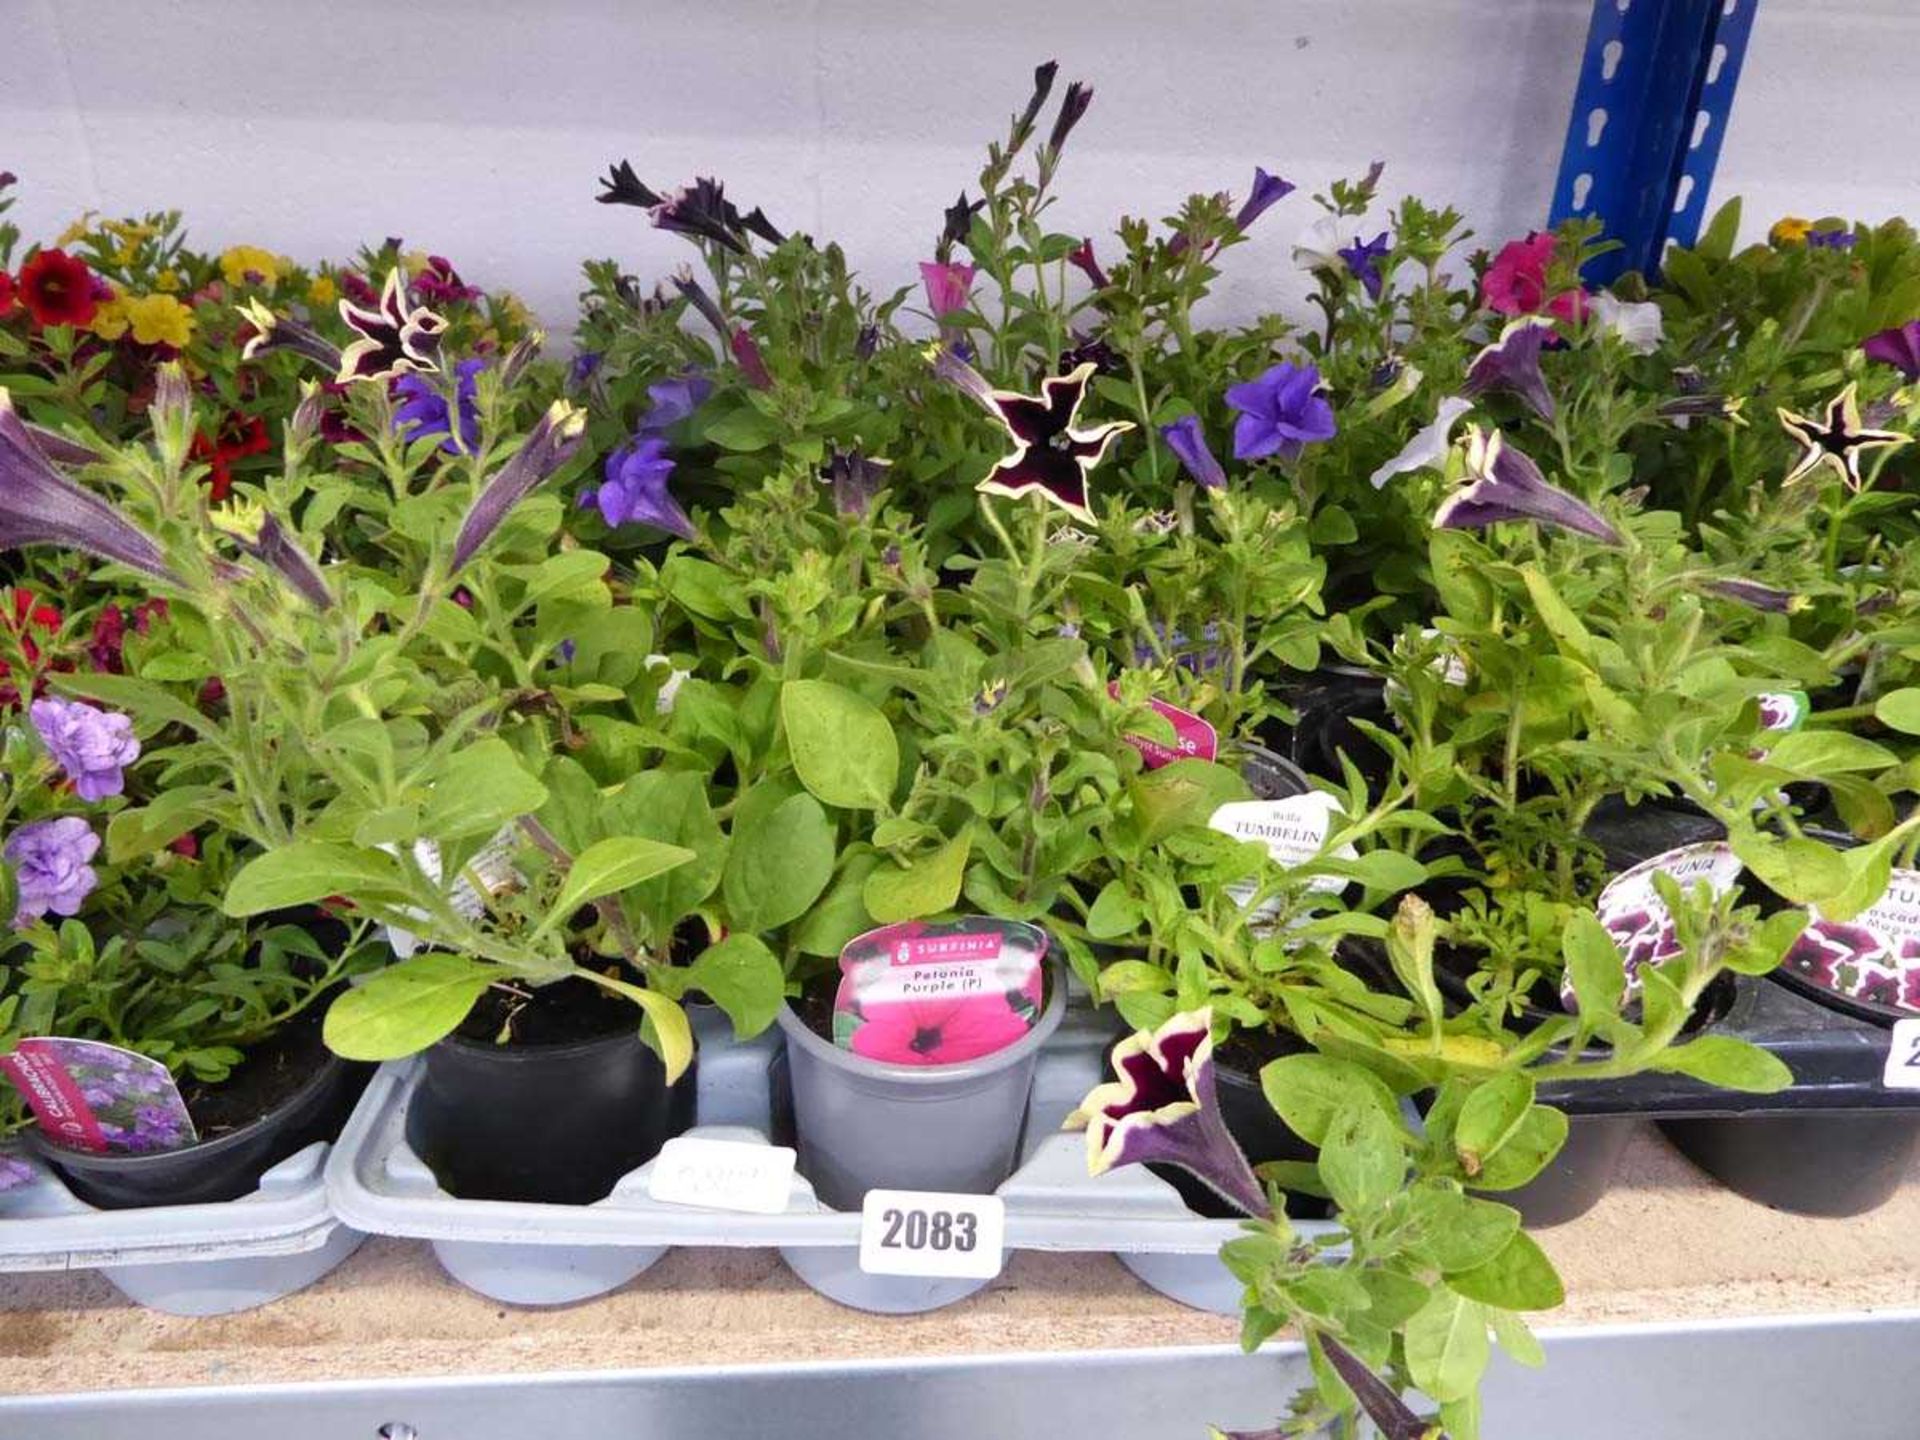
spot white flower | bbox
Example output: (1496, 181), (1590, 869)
(1292, 213), (1345, 274)
(1369, 395), (1473, 489)
(1591, 293), (1664, 355)
(646, 654), (690, 714)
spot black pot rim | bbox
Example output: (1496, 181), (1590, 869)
(24, 1046), (356, 1174)
(1766, 965), (1908, 1029)
(431, 1015), (648, 1065)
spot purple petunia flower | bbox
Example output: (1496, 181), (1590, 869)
(1808, 228), (1857, 250)
(4, 816), (100, 926)
(821, 447), (892, 518)
(1464, 317), (1558, 420)
(1434, 427), (1621, 544)
(393, 358), (486, 455)
(1863, 321), (1920, 382)
(30, 697), (139, 802)
(336, 271), (447, 385)
(569, 351), (604, 387)
(583, 435), (695, 540)
(1232, 168), (1296, 232)
(1158, 415), (1226, 490)
(1224, 362), (1337, 462)
(1708, 577), (1799, 613)
(1336, 231), (1391, 300)
(638, 374), (713, 433)
(449, 401), (589, 573)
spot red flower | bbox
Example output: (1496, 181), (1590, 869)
(0, 271), (15, 317)
(189, 412), (272, 501)
(166, 832), (199, 859)
(17, 249), (100, 328)
(86, 598), (166, 674)
(0, 588), (64, 708)
(1482, 233), (1588, 324)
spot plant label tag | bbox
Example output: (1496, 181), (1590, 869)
(1883, 1020), (1920, 1090)
(1110, 685), (1218, 769)
(1210, 792), (1355, 900)
(383, 825), (522, 959)
(1785, 869), (1920, 1013)
(0, 1037), (196, 1155)
(1566, 842), (1746, 1012)
(858, 1189), (1006, 1279)
(834, 919), (1047, 1065)
(1756, 691), (1809, 732)
(647, 1137), (797, 1214)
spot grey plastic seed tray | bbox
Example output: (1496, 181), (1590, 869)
(0, 1141), (363, 1315)
(325, 1004), (1339, 1315)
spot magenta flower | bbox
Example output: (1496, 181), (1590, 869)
(393, 358), (486, 455)
(0, 391), (176, 583)
(450, 401), (589, 573)
(1777, 382), (1910, 490)
(1336, 231), (1391, 299)
(1233, 167), (1296, 231)
(918, 261), (977, 318)
(1464, 317), (1558, 420)
(5, 817), (100, 925)
(1066, 1007), (1268, 1218)
(1434, 427), (1621, 544)
(581, 434), (694, 540)
(1483, 233), (1588, 323)
(1225, 362), (1336, 462)
(1067, 238), (1109, 290)
(336, 271), (448, 384)
(731, 327), (773, 390)
(1863, 322), (1920, 382)
(410, 256), (480, 307)
(30, 697), (139, 801)
(938, 355), (1132, 525)
(1159, 415), (1226, 490)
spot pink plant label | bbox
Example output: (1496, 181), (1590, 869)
(1109, 685), (1217, 769)
(1565, 842), (1743, 1011)
(0, 1037), (197, 1155)
(834, 918), (1048, 1066)
(1782, 868), (1920, 1015)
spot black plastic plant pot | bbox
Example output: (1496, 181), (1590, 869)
(1659, 1110), (1920, 1217)
(1260, 666), (1391, 789)
(405, 1027), (694, 1205)
(31, 1049), (372, 1211)
(1489, 1114), (1637, 1228)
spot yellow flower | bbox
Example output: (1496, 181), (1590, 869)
(401, 249), (433, 278)
(307, 274), (338, 307)
(498, 293), (533, 334)
(104, 218), (157, 244)
(209, 496), (267, 543)
(1771, 216), (1813, 247)
(123, 294), (196, 349)
(155, 269), (181, 293)
(57, 212), (98, 247)
(220, 245), (284, 288)
(89, 293), (131, 341)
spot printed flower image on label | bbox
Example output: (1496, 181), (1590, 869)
(1566, 842), (1745, 1012)
(834, 917), (1048, 1067)
(0, 1152), (35, 1193)
(0, 1037), (197, 1155)
(1755, 691), (1808, 732)
(1109, 684), (1218, 769)
(1782, 868), (1920, 1015)
(1208, 792), (1357, 918)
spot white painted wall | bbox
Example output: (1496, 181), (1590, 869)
(3, 0), (1914, 340)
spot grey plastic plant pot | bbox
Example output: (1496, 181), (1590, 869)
(773, 963), (1067, 1212)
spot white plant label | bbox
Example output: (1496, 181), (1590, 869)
(646, 1137), (797, 1214)
(1883, 1019), (1920, 1091)
(858, 1189), (1006, 1279)
(1210, 791), (1356, 915)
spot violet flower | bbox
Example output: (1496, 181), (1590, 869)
(1045, 81), (1094, 157)
(596, 160), (663, 209)
(240, 512), (335, 610)
(651, 178), (749, 254)
(1067, 238), (1109, 290)
(449, 401), (589, 572)
(393, 358), (486, 455)
(1336, 231), (1391, 300)
(1232, 167), (1295, 232)
(937, 353), (1132, 525)
(580, 434), (694, 540)
(0, 390), (177, 583)
(5, 817), (100, 926)
(23, 425), (100, 468)
(1013, 61), (1059, 146)
(336, 271), (448, 385)
(236, 298), (343, 373)
(1434, 427), (1622, 544)
(29, 698), (139, 801)
(639, 374), (712, 432)
(1159, 415), (1226, 490)
(1369, 395), (1473, 490)
(1463, 317), (1558, 420)
(569, 351), (604, 387)
(1863, 321), (1920, 382)
(731, 327), (773, 390)
(822, 447), (891, 518)
(670, 267), (730, 343)
(1224, 362), (1337, 462)
(1066, 1007), (1269, 1219)
(919, 261), (976, 318)
(1777, 382), (1910, 490)
(1808, 228), (1857, 250)
(1708, 577), (1799, 612)
(940, 191), (984, 257)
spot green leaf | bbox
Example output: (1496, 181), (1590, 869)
(1762, 729), (1896, 777)
(106, 785), (229, 862)
(223, 843), (408, 916)
(1874, 688), (1920, 736)
(1563, 911), (1625, 1017)
(512, 550), (609, 611)
(1470, 1106), (1568, 1191)
(722, 790), (835, 932)
(599, 772), (728, 941)
(1409, 1188), (1520, 1272)
(1519, 565), (1594, 668)
(1697, 196), (1742, 261)
(702, 405), (782, 452)
(54, 671), (221, 744)
(1488, 1307), (1546, 1368)
(1454, 1073), (1537, 1173)
(322, 953), (495, 1060)
(1085, 881), (1144, 941)
(793, 854), (880, 958)
(659, 556), (746, 620)
(546, 837), (695, 928)
(1732, 832), (1850, 908)
(781, 679), (899, 810)
(1126, 759), (1252, 847)
(1446, 1231), (1565, 1311)
(680, 934), (785, 1038)
(1650, 1033), (1794, 1093)
(420, 738), (549, 842)
(862, 829), (971, 922)
(1316, 1103), (1407, 1214)
(1259, 1053), (1401, 1147)
(1404, 1290), (1489, 1405)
